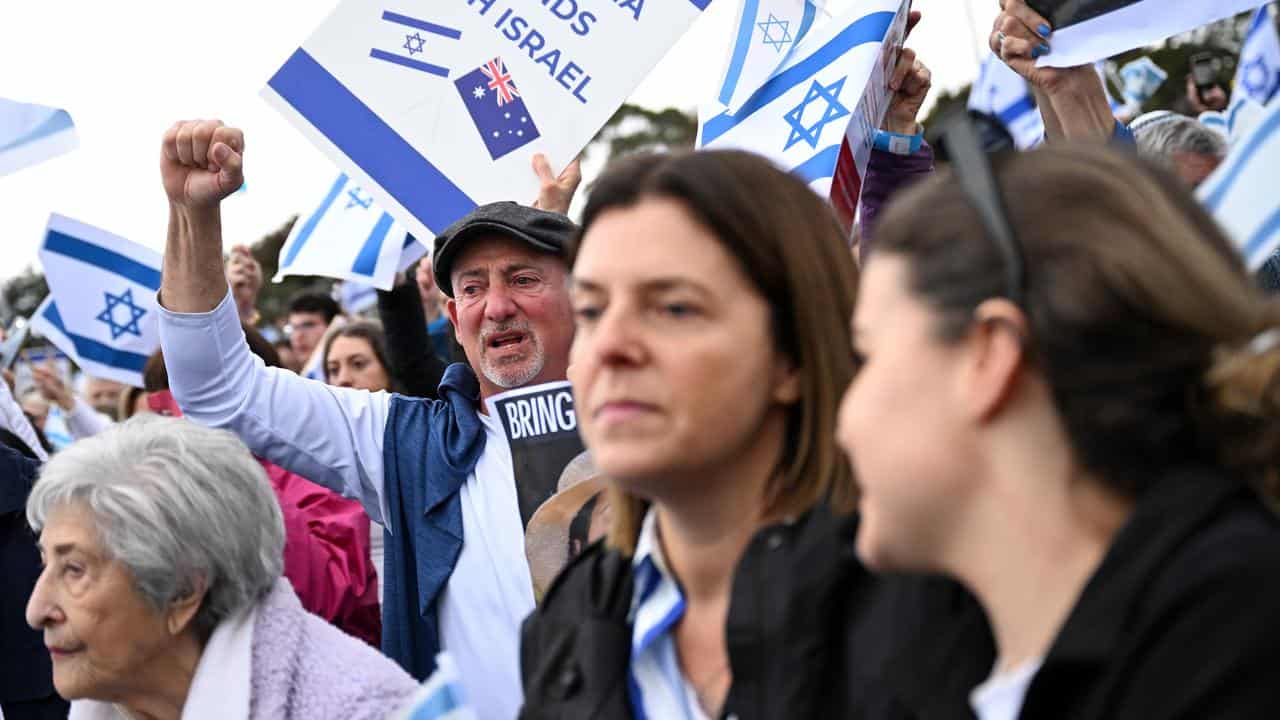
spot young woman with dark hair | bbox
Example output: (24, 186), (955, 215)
(839, 144), (1280, 719)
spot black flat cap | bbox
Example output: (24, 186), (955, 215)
(433, 202), (577, 298)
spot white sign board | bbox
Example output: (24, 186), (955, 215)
(263, 0), (710, 244)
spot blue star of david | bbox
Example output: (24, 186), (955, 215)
(783, 76), (851, 151)
(758, 14), (794, 53)
(403, 32), (426, 56)
(95, 288), (147, 340)
(346, 187), (372, 210)
(1242, 56), (1279, 98)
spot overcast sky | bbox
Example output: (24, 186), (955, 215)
(0, 0), (1001, 283)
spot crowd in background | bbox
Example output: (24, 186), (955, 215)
(2, 1), (1280, 719)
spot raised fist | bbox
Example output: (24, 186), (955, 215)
(161, 119), (245, 210)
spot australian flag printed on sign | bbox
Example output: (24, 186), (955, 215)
(454, 57), (542, 161)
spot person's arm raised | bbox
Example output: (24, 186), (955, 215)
(159, 119), (245, 313)
(155, 120), (394, 528)
(992, 0), (1116, 144)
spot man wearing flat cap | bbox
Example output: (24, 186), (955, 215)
(154, 119), (581, 720)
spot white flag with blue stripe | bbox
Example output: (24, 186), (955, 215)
(30, 215), (162, 388)
(699, 0), (911, 199)
(275, 174), (424, 291)
(1197, 99), (1280, 269)
(968, 54), (1045, 150)
(716, 0), (820, 114)
(1034, 0), (1270, 68)
(1118, 56), (1167, 109)
(0, 97), (78, 177)
(390, 653), (477, 720)
(1233, 5), (1280, 106)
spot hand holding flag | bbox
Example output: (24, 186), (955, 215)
(160, 119), (245, 210)
(991, 0), (1062, 93)
(883, 40), (930, 136)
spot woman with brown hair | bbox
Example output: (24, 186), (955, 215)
(838, 142), (1280, 719)
(519, 147), (994, 719)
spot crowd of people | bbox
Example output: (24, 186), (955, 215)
(3, 1), (1279, 718)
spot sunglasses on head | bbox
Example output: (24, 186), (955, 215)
(934, 109), (1028, 309)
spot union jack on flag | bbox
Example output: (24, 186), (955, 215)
(454, 56), (542, 161)
(481, 58), (520, 106)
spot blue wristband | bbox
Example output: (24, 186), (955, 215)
(873, 129), (923, 155)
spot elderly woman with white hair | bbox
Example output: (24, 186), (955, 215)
(24, 415), (417, 720)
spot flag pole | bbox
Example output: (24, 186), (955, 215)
(961, 0), (987, 69)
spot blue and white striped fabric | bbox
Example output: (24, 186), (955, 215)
(968, 54), (1045, 150)
(0, 97), (78, 177)
(275, 174), (419, 291)
(30, 215), (162, 388)
(389, 653), (478, 720)
(1233, 5), (1280, 107)
(699, 0), (907, 196)
(1199, 94), (1267, 145)
(1198, 98), (1280, 269)
(628, 511), (706, 720)
(716, 0), (820, 114)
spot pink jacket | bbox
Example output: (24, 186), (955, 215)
(260, 459), (382, 648)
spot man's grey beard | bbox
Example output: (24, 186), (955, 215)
(478, 323), (546, 389)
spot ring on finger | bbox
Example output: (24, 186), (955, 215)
(996, 31), (1006, 46)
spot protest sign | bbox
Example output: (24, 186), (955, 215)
(1198, 99), (1280, 269)
(31, 215), (162, 388)
(263, 0), (709, 245)
(700, 0), (910, 228)
(0, 97), (78, 177)
(485, 380), (586, 528)
(1028, 0), (1270, 68)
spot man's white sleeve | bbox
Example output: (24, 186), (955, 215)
(65, 399), (112, 439)
(158, 291), (393, 526)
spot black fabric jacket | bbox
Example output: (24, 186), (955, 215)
(519, 504), (995, 719)
(376, 280), (451, 400)
(0, 442), (56, 704)
(999, 469), (1280, 719)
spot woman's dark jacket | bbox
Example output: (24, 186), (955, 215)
(971, 468), (1280, 719)
(519, 504), (996, 719)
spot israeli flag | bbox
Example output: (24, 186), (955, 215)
(1118, 56), (1167, 109)
(389, 653), (477, 720)
(0, 97), (78, 177)
(717, 0), (821, 114)
(275, 174), (425, 291)
(700, 0), (908, 197)
(29, 215), (162, 388)
(1034, 0), (1270, 68)
(1198, 99), (1280, 269)
(1200, 94), (1267, 144)
(1233, 5), (1280, 106)
(968, 54), (1045, 150)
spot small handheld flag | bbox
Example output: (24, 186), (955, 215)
(31, 215), (162, 388)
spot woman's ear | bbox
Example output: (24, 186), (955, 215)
(960, 299), (1030, 422)
(166, 579), (208, 636)
(772, 358), (802, 406)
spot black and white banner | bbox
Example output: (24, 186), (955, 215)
(1029, 0), (1270, 67)
(485, 381), (587, 528)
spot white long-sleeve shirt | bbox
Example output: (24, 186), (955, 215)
(0, 379), (48, 461)
(158, 291), (531, 720)
(64, 398), (112, 440)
